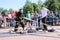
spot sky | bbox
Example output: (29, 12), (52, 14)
(0, 0), (45, 10)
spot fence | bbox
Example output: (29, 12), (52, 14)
(45, 17), (60, 26)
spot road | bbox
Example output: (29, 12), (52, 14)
(0, 26), (60, 40)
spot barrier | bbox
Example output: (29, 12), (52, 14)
(45, 17), (60, 26)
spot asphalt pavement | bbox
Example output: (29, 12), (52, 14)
(0, 26), (60, 40)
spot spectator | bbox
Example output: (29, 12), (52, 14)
(56, 11), (60, 19)
(4, 12), (8, 28)
(46, 11), (55, 26)
(38, 13), (42, 29)
(8, 12), (15, 33)
(34, 11), (39, 30)
(56, 11), (60, 25)
(0, 14), (3, 28)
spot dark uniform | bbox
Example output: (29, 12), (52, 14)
(14, 10), (25, 32)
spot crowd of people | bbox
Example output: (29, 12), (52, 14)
(0, 5), (60, 33)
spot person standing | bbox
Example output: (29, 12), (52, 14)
(56, 11), (60, 25)
(34, 11), (39, 30)
(41, 5), (50, 32)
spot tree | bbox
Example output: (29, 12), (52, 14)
(57, 0), (60, 10)
(0, 8), (4, 13)
(1, 9), (8, 16)
(58, 0), (60, 2)
(23, 3), (34, 16)
(32, 3), (40, 13)
(9, 8), (13, 14)
(23, 0), (41, 16)
(44, 0), (60, 13)
(23, 3), (41, 16)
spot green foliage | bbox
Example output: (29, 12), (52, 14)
(23, 2), (41, 16)
(0, 8), (8, 15)
(1, 9), (7, 15)
(0, 8), (3, 13)
(9, 8), (13, 14)
(32, 3), (40, 13)
(23, 3), (34, 16)
(44, 0), (60, 13)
